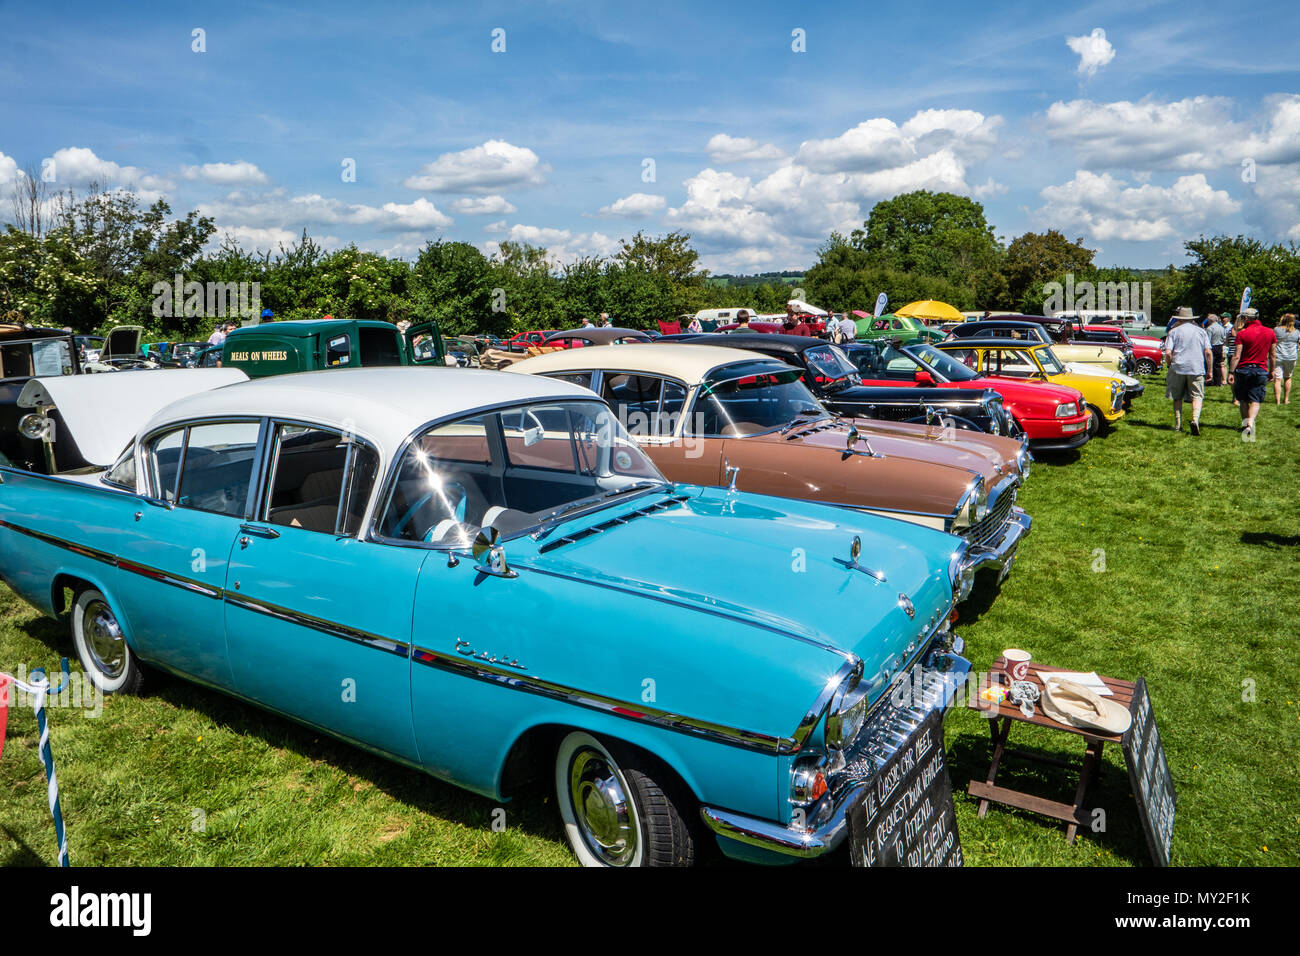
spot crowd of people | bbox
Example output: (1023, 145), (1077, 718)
(1162, 306), (1294, 441)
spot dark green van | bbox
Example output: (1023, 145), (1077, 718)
(222, 318), (446, 378)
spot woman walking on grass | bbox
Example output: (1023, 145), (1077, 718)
(1273, 313), (1298, 405)
(1227, 314), (1246, 407)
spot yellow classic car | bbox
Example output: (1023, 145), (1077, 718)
(935, 339), (1125, 436)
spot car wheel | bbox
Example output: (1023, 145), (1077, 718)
(1086, 406), (1101, 437)
(555, 731), (695, 867)
(71, 588), (144, 695)
(1136, 359), (1157, 375)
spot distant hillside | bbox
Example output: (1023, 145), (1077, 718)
(707, 272), (805, 288)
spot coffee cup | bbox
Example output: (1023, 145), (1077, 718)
(1002, 648), (1031, 682)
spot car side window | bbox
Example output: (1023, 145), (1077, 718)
(659, 381), (687, 436)
(326, 335), (352, 367)
(547, 371), (594, 390)
(992, 349), (1037, 377)
(601, 373), (663, 436)
(945, 347), (980, 369)
(151, 421), (261, 516)
(265, 423), (379, 535)
(104, 444), (138, 491)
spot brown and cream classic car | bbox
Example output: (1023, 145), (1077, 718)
(510, 344), (1032, 595)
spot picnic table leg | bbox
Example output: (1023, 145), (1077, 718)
(1066, 740), (1103, 844)
(977, 717), (1012, 819)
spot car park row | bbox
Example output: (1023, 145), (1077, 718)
(0, 310), (1148, 866)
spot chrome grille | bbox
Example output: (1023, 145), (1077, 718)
(961, 481), (1017, 549)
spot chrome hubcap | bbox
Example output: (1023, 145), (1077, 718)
(83, 600), (125, 678)
(569, 749), (637, 866)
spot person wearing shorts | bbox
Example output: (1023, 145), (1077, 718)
(1229, 309), (1277, 440)
(1271, 313), (1297, 405)
(1162, 307), (1212, 435)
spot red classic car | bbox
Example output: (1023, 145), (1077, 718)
(1078, 324), (1164, 374)
(841, 340), (1093, 453)
(504, 330), (559, 351)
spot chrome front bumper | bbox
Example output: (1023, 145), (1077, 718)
(951, 506), (1032, 600)
(700, 643), (972, 860)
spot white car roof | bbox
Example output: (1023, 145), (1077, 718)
(138, 367), (597, 454)
(508, 343), (783, 384)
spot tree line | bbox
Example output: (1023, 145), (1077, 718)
(3, 180), (1298, 341)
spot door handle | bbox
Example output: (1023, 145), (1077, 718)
(239, 524), (281, 539)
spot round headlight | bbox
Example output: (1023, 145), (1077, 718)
(18, 413), (52, 440)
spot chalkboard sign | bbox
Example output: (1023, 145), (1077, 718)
(847, 707), (962, 867)
(1121, 678), (1177, 866)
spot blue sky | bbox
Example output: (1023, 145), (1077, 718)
(3, 0), (1299, 274)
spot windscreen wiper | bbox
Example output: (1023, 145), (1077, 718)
(780, 408), (828, 434)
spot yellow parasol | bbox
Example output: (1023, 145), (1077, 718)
(894, 300), (963, 323)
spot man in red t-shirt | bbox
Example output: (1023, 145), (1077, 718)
(1228, 308), (1277, 440)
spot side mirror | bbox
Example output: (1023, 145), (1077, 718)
(914, 370), (936, 386)
(472, 527), (518, 579)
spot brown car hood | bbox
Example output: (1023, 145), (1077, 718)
(840, 418), (1025, 474)
(718, 420), (1005, 519)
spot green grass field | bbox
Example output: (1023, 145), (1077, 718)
(1, 374), (1295, 867)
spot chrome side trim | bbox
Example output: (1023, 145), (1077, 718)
(411, 643), (794, 755)
(226, 592), (410, 658)
(0, 519), (120, 568)
(115, 559), (223, 600)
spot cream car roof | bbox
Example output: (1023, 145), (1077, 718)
(508, 343), (784, 385)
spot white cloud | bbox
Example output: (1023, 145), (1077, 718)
(664, 109), (1006, 271)
(797, 110), (1001, 173)
(0, 151), (20, 184)
(200, 192), (452, 233)
(972, 178), (1009, 198)
(1045, 96), (1242, 169)
(595, 192), (666, 218)
(1066, 28), (1116, 79)
(482, 224), (621, 265)
(44, 146), (174, 193)
(449, 194), (516, 215)
(180, 161), (269, 186)
(705, 134), (786, 163)
(404, 140), (549, 192)
(1036, 170), (1239, 241)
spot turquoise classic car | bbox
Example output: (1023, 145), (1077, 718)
(0, 367), (972, 866)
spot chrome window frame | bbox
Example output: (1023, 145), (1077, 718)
(141, 416), (267, 519)
(257, 418), (383, 538)
(366, 395), (667, 552)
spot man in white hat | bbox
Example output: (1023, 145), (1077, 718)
(1161, 307), (1212, 435)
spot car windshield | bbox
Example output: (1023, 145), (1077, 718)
(1035, 347), (1066, 374)
(802, 343), (860, 389)
(910, 343), (980, 382)
(691, 364), (826, 436)
(378, 400), (666, 547)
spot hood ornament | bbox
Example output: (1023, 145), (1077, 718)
(842, 424), (881, 459)
(834, 535), (887, 583)
(723, 457), (740, 493)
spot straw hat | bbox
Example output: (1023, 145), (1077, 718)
(1041, 678), (1132, 735)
